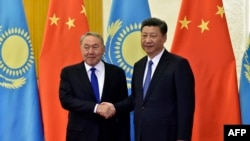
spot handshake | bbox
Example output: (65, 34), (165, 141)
(96, 102), (116, 119)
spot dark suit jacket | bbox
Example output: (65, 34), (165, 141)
(132, 50), (195, 141)
(59, 61), (130, 141)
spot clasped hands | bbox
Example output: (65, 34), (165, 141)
(97, 102), (116, 119)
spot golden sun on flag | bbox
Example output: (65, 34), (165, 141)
(115, 23), (146, 74)
(0, 27), (34, 77)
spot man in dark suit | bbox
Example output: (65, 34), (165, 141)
(59, 32), (130, 141)
(131, 17), (195, 141)
(100, 17), (195, 141)
(103, 17), (195, 141)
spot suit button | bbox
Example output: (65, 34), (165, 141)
(142, 106), (144, 109)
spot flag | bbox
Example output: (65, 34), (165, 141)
(171, 0), (241, 141)
(39, 0), (89, 141)
(0, 0), (44, 141)
(103, 0), (151, 140)
(239, 35), (250, 124)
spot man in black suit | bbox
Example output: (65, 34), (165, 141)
(130, 17), (195, 141)
(103, 17), (195, 141)
(59, 32), (130, 141)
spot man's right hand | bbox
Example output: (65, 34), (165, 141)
(96, 102), (116, 119)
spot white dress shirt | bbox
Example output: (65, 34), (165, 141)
(85, 61), (105, 112)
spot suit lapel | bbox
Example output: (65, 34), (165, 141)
(143, 50), (170, 102)
(100, 63), (108, 101)
(79, 62), (97, 101)
(100, 62), (115, 102)
(136, 58), (147, 103)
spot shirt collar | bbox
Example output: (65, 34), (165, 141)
(85, 61), (104, 72)
(147, 48), (164, 65)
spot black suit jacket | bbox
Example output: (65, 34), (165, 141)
(131, 50), (195, 141)
(59, 61), (130, 141)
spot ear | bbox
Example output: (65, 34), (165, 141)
(163, 34), (167, 42)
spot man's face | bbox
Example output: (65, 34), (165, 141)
(80, 35), (105, 66)
(141, 26), (166, 58)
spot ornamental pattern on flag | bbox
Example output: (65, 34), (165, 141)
(239, 35), (250, 124)
(103, 0), (151, 90)
(0, 0), (44, 141)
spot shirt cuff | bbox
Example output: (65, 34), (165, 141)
(94, 104), (99, 113)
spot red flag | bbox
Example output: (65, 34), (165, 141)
(171, 0), (241, 141)
(39, 0), (89, 141)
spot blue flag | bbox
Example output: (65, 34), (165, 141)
(0, 0), (44, 140)
(239, 35), (250, 124)
(104, 0), (151, 140)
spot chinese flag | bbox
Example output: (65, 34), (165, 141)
(39, 0), (89, 141)
(171, 0), (241, 141)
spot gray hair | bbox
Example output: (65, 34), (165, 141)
(80, 32), (104, 45)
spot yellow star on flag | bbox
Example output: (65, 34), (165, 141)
(179, 16), (191, 29)
(81, 5), (87, 15)
(49, 13), (60, 25)
(66, 17), (75, 29)
(216, 5), (224, 18)
(198, 19), (209, 33)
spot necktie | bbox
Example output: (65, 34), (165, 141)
(143, 60), (153, 99)
(90, 68), (100, 103)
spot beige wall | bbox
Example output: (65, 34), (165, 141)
(224, 0), (249, 82)
(103, 0), (249, 83)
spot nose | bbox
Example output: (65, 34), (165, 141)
(144, 36), (152, 43)
(88, 47), (95, 53)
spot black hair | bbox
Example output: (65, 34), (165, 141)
(141, 17), (168, 35)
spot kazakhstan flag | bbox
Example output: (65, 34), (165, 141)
(0, 0), (44, 141)
(104, 0), (151, 90)
(104, 0), (151, 141)
(239, 35), (250, 124)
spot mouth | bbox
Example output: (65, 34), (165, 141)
(144, 43), (154, 47)
(87, 55), (96, 58)
(144, 45), (153, 49)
